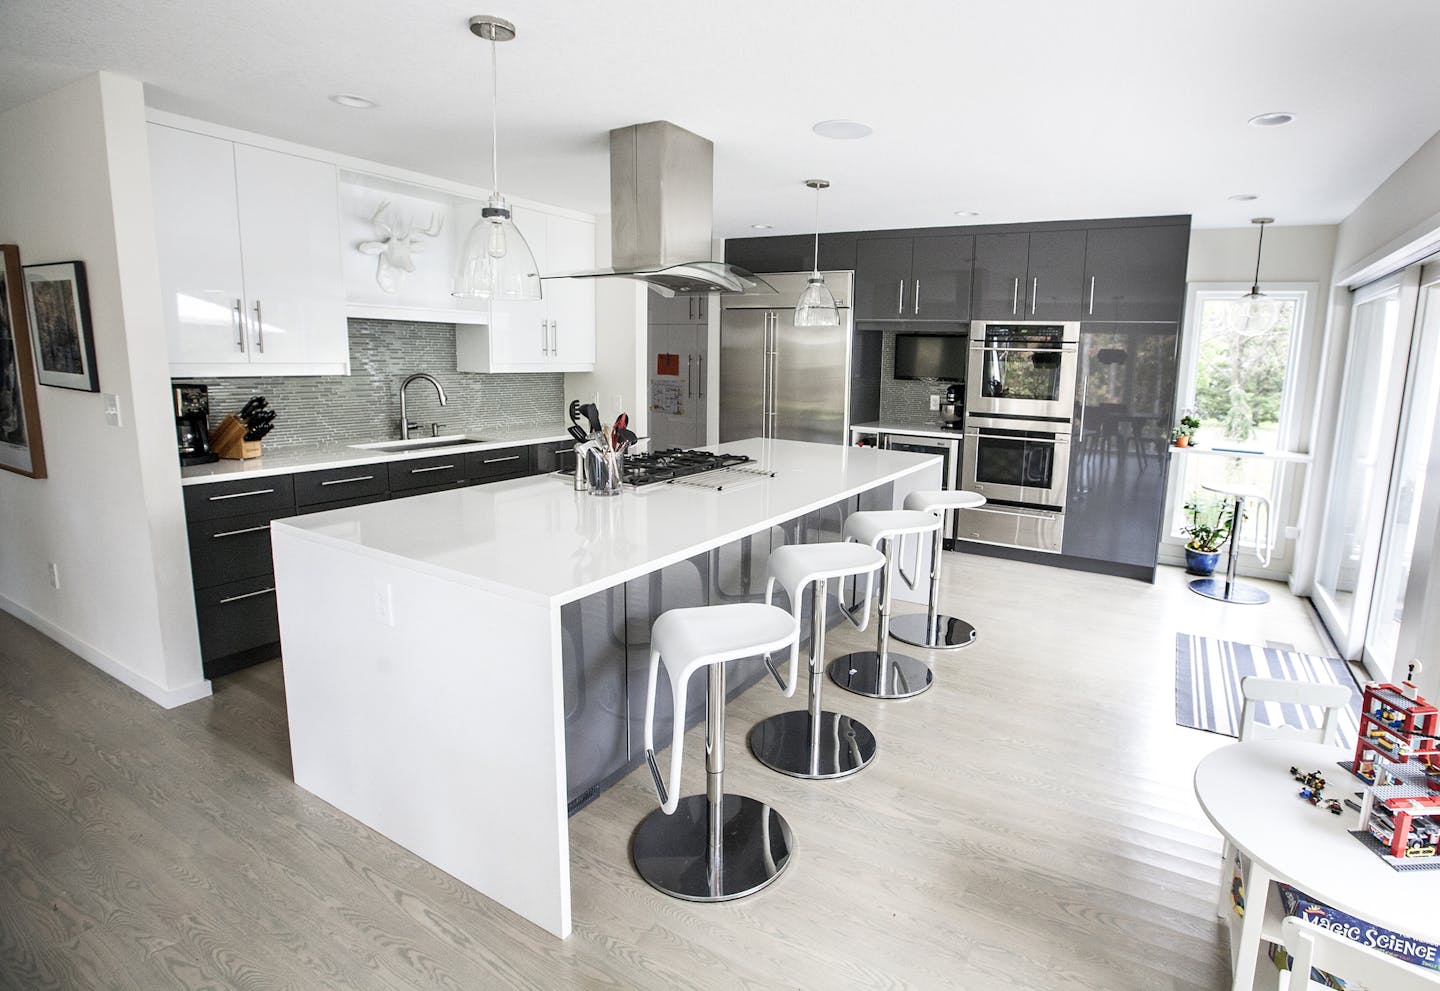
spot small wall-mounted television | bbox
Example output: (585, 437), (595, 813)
(893, 333), (967, 382)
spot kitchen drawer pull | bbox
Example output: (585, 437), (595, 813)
(208, 487), (276, 502)
(211, 524), (271, 539)
(218, 586), (275, 605)
(482, 455), (520, 464)
(253, 300), (265, 353)
(410, 464), (456, 474)
(319, 475), (376, 487)
(232, 299), (245, 351)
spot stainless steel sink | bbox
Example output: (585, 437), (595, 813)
(350, 436), (484, 453)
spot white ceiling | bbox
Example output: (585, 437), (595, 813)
(5, 0), (1440, 238)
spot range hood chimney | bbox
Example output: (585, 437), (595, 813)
(554, 121), (775, 296)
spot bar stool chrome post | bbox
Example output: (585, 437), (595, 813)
(1189, 484), (1272, 605)
(632, 602), (799, 901)
(749, 542), (885, 778)
(827, 510), (940, 699)
(890, 489), (986, 649)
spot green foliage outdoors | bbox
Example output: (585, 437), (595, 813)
(1193, 300), (1293, 442)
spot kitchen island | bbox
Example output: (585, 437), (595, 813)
(270, 437), (940, 938)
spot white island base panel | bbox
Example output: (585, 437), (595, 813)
(274, 538), (571, 936)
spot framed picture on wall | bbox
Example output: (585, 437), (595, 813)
(0, 244), (47, 478)
(23, 260), (98, 392)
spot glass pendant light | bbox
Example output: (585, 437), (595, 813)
(794, 179), (840, 327)
(1235, 217), (1279, 336)
(452, 15), (541, 301)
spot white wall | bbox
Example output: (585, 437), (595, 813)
(564, 215), (648, 437)
(1332, 127), (1440, 284)
(0, 73), (208, 707)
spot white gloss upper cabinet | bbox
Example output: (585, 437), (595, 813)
(149, 124), (348, 376)
(456, 209), (595, 373)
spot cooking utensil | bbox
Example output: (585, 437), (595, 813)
(579, 403), (602, 434)
(616, 427), (638, 451)
(567, 425), (588, 442)
(568, 399), (583, 428)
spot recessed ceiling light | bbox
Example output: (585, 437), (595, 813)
(751, 223), (774, 230)
(813, 119), (873, 140)
(1248, 112), (1294, 127)
(953, 210), (979, 217)
(330, 93), (378, 110)
(1228, 193), (1259, 202)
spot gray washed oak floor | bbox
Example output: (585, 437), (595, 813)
(0, 555), (1334, 990)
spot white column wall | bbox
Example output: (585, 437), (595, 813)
(564, 215), (648, 439)
(0, 73), (208, 707)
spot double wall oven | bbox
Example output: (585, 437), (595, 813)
(960, 321), (1080, 553)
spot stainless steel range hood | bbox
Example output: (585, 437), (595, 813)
(552, 121), (775, 297)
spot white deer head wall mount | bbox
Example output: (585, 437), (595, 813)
(357, 201), (444, 294)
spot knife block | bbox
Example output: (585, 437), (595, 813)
(210, 414), (262, 460)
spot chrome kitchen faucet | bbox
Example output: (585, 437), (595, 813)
(399, 372), (447, 440)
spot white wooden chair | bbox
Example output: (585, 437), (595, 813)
(1281, 916), (1440, 989)
(1217, 677), (1355, 919)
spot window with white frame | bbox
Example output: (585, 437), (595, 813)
(1167, 285), (1311, 554)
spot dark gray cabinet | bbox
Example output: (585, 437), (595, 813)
(855, 235), (972, 322)
(294, 464), (387, 508)
(1082, 225), (1190, 323)
(1062, 321), (1181, 576)
(465, 445), (531, 483)
(973, 230), (1086, 320)
(387, 453), (468, 492)
(532, 440), (577, 476)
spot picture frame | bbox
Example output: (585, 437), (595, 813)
(23, 260), (98, 392)
(0, 244), (47, 478)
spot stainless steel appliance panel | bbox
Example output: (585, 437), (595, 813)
(719, 308), (769, 443)
(774, 308), (851, 444)
(963, 415), (1070, 508)
(966, 320), (1080, 420)
(956, 505), (1063, 554)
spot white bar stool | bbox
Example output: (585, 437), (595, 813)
(1189, 483), (1272, 605)
(826, 509), (941, 699)
(889, 489), (986, 650)
(749, 541), (886, 779)
(632, 602), (800, 901)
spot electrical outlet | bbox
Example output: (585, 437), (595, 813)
(372, 581), (394, 627)
(929, 394), (941, 411)
(103, 393), (122, 428)
(47, 562), (60, 590)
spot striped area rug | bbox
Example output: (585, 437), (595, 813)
(1175, 634), (1362, 747)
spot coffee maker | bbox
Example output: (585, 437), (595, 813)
(174, 383), (218, 465)
(939, 382), (962, 429)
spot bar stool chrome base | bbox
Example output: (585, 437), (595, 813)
(632, 794), (792, 901)
(1188, 577), (1270, 605)
(749, 709), (877, 779)
(828, 650), (933, 699)
(888, 612), (977, 650)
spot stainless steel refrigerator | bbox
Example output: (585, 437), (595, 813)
(719, 271), (853, 444)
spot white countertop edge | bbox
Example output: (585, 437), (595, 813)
(850, 420), (965, 440)
(270, 447), (941, 607)
(180, 427), (575, 485)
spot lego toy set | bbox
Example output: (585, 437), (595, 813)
(1347, 665), (1440, 869)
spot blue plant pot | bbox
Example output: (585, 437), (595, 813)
(1185, 547), (1221, 576)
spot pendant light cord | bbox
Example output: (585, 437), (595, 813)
(811, 184), (822, 277)
(1250, 221), (1266, 294)
(490, 35), (500, 196)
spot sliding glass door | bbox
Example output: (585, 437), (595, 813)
(1311, 272), (1416, 658)
(1363, 264), (1440, 677)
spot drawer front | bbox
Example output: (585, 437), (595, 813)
(183, 475), (295, 522)
(532, 442), (577, 475)
(296, 492), (391, 515)
(387, 455), (466, 492)
(294, 464), (388, 507)
(194, 574), (280, 664)
(466, 446), (532, 482)
(187, 508), (292, 587)
(403, 480), (471, 498)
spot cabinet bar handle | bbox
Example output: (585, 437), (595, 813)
(253, 300), (264, 353)
(1088, 275), (1096, 315)
(697, 354), (704, 397)
(551, 319), (558, 356)
(1031, 277), (1038, 315)
(208, 487), (276, 501)
(410, 464), (456, 474)
(687, 354), (693, 397)
(233, 299), (245, 351)
(219, 586), (275, 605)
(540, 319), (548, 356)
(914, 279), (921, 315)
(319, 475), (375, 486)
(897, 279), (905, 316)
(211, 524), (271, 539)
(1011, 277), (1019, 314)
(482, 455), (520, 464)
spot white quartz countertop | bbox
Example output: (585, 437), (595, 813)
(180, 423), (575, 485)
(271, 438), (939, 606)
(850, 420), (965, 440)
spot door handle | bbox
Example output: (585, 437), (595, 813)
(232, 299), (245, 351)
(897, 279), (905, 316)
(1031, 277), (1038, 314)
(1011, 277), (1019, 315)
(914, 279), (921, 315)
(1088, 275), (1096, 315)
(687, 354), (693, 397)
(697, 354), (704, 397)
(252, 300), (264, 353)
(540, 319), (548, 356)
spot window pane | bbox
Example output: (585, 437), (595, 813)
(1192, 296), (1296, 446)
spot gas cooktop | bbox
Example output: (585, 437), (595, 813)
(623, 448), (756, 488)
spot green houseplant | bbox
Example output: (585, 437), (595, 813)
(1172, 413), (1202, 447)
(1180, 496), (1235, 575)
